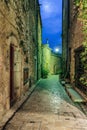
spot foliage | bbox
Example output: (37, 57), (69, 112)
(57, 69), (63, 74)
(76, 0), (87, 86)
(41, 68), (49, 78)
(74, 0), (80, 6)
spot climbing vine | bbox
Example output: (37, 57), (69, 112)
(75, 0), (87, 86)
(74, 0), (80, 6)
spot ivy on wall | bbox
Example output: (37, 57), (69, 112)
(74, 0), (80, 6)
(75, 0), (87, 86)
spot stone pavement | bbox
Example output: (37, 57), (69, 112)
(1, 75), (87, 130)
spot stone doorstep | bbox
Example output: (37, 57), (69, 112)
(65, 83), (87, 103)
(61, 81), (66, 86)
(65, 87), (86, 103)
(65, 84), (72, 88)
(74, 87), (87, 102)
(0, 83), (37, 130)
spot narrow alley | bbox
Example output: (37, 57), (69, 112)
(0, 0), (87, 130)
(3, 75), (87, 130)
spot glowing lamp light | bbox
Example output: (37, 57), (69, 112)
(54, 48), (59, 53)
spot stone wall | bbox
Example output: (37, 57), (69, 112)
(62, 0), (69, 75)
(68, 0), (83, 83)
(51, 53), (62, 75)
(37, 11), (42, 79)
(0, 1), (21, 120)
(42, 44), (51, 76)
(0, 0), (40, 120)
(41, 44), (62, 77)
(27, 0), (37, 83)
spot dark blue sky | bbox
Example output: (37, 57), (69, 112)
(39, 0), (62, 53)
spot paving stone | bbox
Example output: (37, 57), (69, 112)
(2, 75), (87, 130)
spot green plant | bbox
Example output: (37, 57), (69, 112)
(74, 0), (80, 6)
(76, 0), (87, 86)
(41, 68), (49, 78)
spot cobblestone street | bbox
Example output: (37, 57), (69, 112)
(3, 75), (87, 130)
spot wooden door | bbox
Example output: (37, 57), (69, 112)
(75, 46), (84, 88)
(14, 48), (22, 98)
(10, 44), (14, 106)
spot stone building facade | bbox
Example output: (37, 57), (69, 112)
(41, 44), (51, 77)
(0, 0), (42, 120)
(68, 0), (83, 83)
(51, 52), (62, 75)
(41, 44), (61, 77)
(37, 7), (42, 80)
(62, 0), (70, 76)
(62, 0), (86, 94)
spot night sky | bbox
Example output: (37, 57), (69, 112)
(39, 0), (62, 53)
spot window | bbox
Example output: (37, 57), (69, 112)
(23, 68), (29, 85)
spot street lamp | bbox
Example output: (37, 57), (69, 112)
(54, 48), (59, 53)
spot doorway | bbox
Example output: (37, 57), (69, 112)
(10, 44), (14, 106)
(75, 46), (84, 91)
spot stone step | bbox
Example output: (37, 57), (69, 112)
(65, 83), (72, 88)
(66, 87), (86, 103)
(61, 80), (66, 86)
